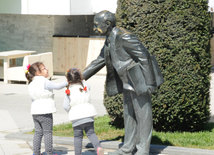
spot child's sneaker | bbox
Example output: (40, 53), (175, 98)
(97, 147), (104, 155)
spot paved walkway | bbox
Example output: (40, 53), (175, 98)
(1, 75), (214, 155)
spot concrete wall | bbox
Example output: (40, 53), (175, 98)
(0, 14), (54, 53)
(54, 15), (96, 37)
(0, 14), (96, 64)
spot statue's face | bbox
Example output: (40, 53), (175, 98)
(93, 16), (109, 36)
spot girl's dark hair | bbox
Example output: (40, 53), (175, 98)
(25, 62), (44, 84)
(65, 68), (84, 92)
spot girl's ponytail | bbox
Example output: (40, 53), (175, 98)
(65, 68), (85, 93)
(25, 71), (34, 83)
(25, 62), (43, 84)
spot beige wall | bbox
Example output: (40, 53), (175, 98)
(53, 36), (214, 75)
(53, 37), (106, 75)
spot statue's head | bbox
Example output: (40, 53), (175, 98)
(93, 10), (116, 36)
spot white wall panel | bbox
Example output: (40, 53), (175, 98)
(208, 0), (214, 12)
(0, 0), (117, 15)
(92, 0), (117, 14)
(27, 0), (71, 15)
(70, 0), (93, 15)
(0, 0), (21, 14)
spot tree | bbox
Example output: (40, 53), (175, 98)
(104, 0), (212, 131)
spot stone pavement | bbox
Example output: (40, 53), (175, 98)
(1, 75), (214, 155)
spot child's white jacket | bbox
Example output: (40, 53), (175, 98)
(67, 83), (97, 121)
(29, 76), (56, 114)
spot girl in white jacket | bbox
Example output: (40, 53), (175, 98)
(63, 68), (104, 155)
(25, 62), (68, 155)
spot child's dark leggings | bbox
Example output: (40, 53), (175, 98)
(32, 113), (53, 155)
(73, 122), (101, 155)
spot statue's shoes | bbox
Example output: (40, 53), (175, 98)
(134, 150), (149, 155)
(108, 149), (132, 155)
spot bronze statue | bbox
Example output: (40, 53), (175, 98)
(82, 10), (164, 155)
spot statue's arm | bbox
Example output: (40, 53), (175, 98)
(122, 34), (156, 90)
(82, 46), (105, 80)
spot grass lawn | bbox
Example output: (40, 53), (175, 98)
(28, 115), (214, 150)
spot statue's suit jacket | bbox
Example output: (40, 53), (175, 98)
(82, 26), (156, 96)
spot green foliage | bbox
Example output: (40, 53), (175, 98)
(103, 91), (124, 128)
(103, 0), (211, 131)
(29, 115), (214, 150)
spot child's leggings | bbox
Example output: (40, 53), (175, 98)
(73, 122), (101, 155)
(32, 113), (53, 155)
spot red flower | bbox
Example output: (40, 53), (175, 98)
(26, 64), (31, 70)
(65, 89), (70, 95)
(83, 86), (87, 91)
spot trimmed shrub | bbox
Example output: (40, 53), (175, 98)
(103, 0), (211, 131)
(103, 92), (124, 128)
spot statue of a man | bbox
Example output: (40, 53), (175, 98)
(82, 10), (162, 155)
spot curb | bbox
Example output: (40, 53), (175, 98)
(5, 130), (214, 155)
(5, 129), (121, 150)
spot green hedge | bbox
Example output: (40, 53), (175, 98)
(104, 92), (124, 128)
(103, 0), (211, 131)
